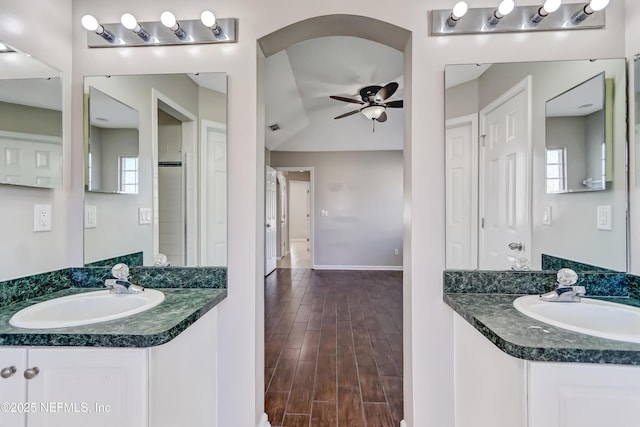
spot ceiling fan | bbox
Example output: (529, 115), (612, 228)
(330, 82), (404, 131)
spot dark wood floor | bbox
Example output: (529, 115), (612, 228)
(265, 268), (403, 427)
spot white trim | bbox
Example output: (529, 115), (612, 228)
(313, 265), (403, 271)
(0, 130), (61, 145)
(400, 420), (408, 427)
(257, 412), (271, 427)
(274, 166), (315, 268)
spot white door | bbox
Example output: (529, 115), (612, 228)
(446, 114), (478, 269)
(289, 180), (310, 248)
(265, 166), (277, 275)
(201, 123), (227, 266)
(479, 77), (532, 270)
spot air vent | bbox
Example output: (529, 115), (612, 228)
(268, 124), (280, 131)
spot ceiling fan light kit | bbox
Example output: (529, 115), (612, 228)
(430, 0), (607, 35)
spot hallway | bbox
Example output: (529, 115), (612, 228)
(265, 269), (403, 426)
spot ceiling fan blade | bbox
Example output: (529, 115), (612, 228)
(375, 111), (388, 123)
(375, 82), (399, 102)
(330, 95), (364, 105)
(385, 100), (403, 108)
(334, 109), (361, 119)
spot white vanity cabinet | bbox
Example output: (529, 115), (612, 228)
(0, 307), (218, 427)
(453, 313), (640, 427)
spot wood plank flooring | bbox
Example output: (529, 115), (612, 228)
(265, 269), (403, 427)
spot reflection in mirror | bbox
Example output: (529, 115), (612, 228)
(445, 58), (627, 272)
(87, 86), (140, 193)
(0, 41), (62, 189)
(545, 72), (606, 193)
(635, 55), (640, 188)
(83, 73), (227, 268)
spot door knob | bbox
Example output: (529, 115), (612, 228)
(508, 242), (524, 251)
(265, 224), (271, 228)
(1, 366), (16, 378)
(23, 367), (39, 380)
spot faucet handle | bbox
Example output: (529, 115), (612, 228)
(111, 263), (130, 280)
(557, 268), (578, 286)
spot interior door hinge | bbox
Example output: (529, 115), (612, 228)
(480, 135), (486, 147)
(481, 217), (485, 229)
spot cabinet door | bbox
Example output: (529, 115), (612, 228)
(26, 348), (147, 427)
(0, 348), (27, 427)
(453, 314), (527, 427)
(529, 362), (640, 427)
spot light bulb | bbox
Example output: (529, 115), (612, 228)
(120, 13), (138, 30)
(201, 10), (217, 28)
(498, 0), (515, 16)
(160, 11), (177, 28)
(81, 14), (99, 32)
(589, 0), (609, 11)
(543, 0), (561, 13)
(452, 1), (469, 19)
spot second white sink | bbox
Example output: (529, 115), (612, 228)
(9, 289), (165, 329)
(513, 295), (640, 343)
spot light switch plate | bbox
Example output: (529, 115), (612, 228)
(33, 204), (52, 232)
(84, 205), (97, 228)
(543, 206), (552, 226)
(597, 205), (612, 231)
(138, 207), (152, 225)
(321, 209), (328, 217)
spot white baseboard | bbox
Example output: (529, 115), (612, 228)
(258, 413), (271, 427)
(312, 264), (403, 271)
(400, 420), (408, 427)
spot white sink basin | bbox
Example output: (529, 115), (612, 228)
(9, 289), (165, 329)
(513, 295), (640, 343)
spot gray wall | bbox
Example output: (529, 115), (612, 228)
(0, 101), (62, 137)
(271, 150), (403, 268)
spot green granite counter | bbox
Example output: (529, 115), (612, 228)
(445, 293), (640, 365)
(0, 287), (227, 347)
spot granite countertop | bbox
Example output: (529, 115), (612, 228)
(445, 293), (640, 365)
(0, 287), (227, 347)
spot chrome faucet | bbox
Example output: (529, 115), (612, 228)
(539, 268), (585, 302)
(105, 263), (144, 294)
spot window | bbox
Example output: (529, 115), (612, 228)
(119, 156), (139, 194)
(545, 148), (566, 193)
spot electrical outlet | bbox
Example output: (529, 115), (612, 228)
(542, 206), (552, 226)
(85, 205), (97, 228)
(394, 249), (399, 256)
(33, 204), (52, 232)
(597, 205), (612, 231)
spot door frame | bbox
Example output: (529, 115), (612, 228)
(274, 166), (315, 269)
(445, 113), (479, 269)
(151, 89), (197, 265)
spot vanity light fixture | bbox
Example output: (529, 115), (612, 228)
(121, 13), (151, 41)
(447, 1), (468, 27)
(81, 14), (115, 43)
(572, 0), (610, 23)
(531, 0), (562, 24)
(81, 12), (237, 48)
(488, 0), (515, 26)
(200, 10), (223, 38)
(160, 11), (187, 40)
(430, 0), (605, 35)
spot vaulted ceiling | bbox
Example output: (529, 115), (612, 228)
(264, 36), (404, 152)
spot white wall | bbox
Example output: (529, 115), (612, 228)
(271, 150), (404, 269)
(0, 1), (628, 427)
(288, 180), (309, 241)
(626, 0), (640, 275)
(0, 0), (72, 280)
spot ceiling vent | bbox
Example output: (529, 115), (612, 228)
(268, 124), (280, 131)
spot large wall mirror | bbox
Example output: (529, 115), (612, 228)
(0, 41), (62, 189)
(445, 58), (627, 272)
(83, 73), (227, 268)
